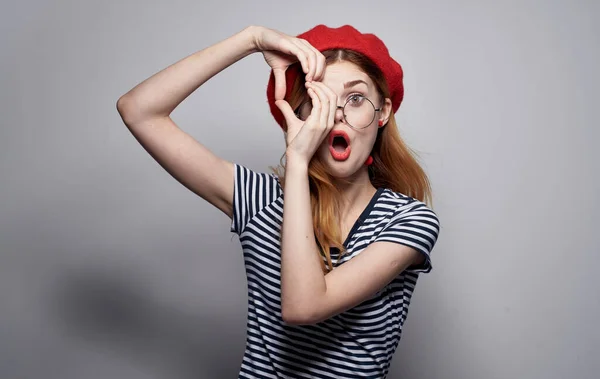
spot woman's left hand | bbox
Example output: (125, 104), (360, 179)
(275, 81), (338, 167)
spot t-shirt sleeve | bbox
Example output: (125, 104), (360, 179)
(230, 163), (282, 235)
(374, 200), (441, 273)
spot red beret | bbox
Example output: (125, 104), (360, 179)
(266, 24), (404, 129)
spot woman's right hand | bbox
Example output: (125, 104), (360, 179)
(251, 26), (326, 100)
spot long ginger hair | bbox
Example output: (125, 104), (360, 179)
(271, 49), (433, 274)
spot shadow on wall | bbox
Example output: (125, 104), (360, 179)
(50, 265), (244, 379)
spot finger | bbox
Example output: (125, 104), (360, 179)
(299, 39), (324, 80)
(315, 51), (326, 81)
(273, 68), (287, 101)
(292, 39), (316, 81)
(311, 82), (337, 129)
(306, 82), (330, 129)
(299, 39), (325, 81)
(275, 100), (299, 127)
(297, 39), (319, 81)
(281, 39), (309, 76)
(310, 82), (337, 128)
(305, 87), (321, 126)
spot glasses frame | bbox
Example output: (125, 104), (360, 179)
(294, 95), (382, 130)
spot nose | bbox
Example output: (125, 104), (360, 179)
(334, 105), (345, 124)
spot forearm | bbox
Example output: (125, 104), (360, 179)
(117, 25), (258, 123)
(280, 157), (327, 321)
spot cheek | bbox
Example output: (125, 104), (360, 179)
(356, 141), (372, 157)
(359, 130), (379, 153)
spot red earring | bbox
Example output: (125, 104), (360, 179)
(378, 120), (384, 127)
(364, 156), (374, 166)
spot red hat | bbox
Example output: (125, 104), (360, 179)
(266, 24), (404, 129)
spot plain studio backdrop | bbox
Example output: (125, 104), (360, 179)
(1, 0), (598, 378)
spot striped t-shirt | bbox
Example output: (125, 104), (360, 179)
(230, 163), (441, 378)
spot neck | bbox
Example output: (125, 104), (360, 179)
(332, 167), (377, 218)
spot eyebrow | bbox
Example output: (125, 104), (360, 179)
(343, 79), (368, 89)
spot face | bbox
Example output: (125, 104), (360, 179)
(297, 61), (391, 179)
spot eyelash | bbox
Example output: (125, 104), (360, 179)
(346, 92), (365, 101)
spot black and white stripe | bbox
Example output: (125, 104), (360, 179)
(231, 164), (440, 378)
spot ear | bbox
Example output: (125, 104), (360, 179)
(379, 98), (393, 127)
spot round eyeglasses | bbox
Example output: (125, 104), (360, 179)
(294, 94), (382, 130)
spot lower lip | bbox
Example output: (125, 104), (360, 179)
(329, 145), (351, 161)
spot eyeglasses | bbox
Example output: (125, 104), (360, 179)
(294, 94), (382, 130)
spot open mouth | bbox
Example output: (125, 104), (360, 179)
(332, 136), (348, 152)
(328, 130), (351, 161)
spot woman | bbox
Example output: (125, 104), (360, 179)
(117, 24), (440, 379)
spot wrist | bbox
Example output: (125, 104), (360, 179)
(241, 25), (262, 54)
(285, 151), (309, 173)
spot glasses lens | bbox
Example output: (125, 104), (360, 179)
(344, 95), (375, 129)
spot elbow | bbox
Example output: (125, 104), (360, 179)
(117, 94), (154, 127)
(116, 95), (127, 112)
(116, 95), (139, 127)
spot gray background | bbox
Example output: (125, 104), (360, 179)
(1, 0), (598, 378)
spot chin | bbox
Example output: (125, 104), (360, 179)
(319, 153), (364, 179)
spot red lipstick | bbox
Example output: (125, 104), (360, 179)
(328, 130), (351, 161)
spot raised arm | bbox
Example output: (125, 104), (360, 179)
(116, 25), (324, 218)
(116, 26), (262, 218)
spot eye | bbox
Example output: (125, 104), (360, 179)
(347, 94), (365, 106)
